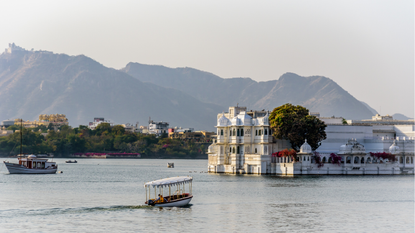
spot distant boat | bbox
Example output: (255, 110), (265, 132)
(144, 176), (193, 207)
(167, 163), (174, 168)
(3, 155), (58, 174)
(65, 160), (77, 163)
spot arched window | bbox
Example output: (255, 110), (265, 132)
(259, 130), (262, 136)
(220, 129), (223, 136)
(237, 146), (240, 154)
(237, 129), (240, 136)
(406, 157), (410, 163)
(346, 156), (351, 164)
(367, 157), (372, 163)
(232, 147), (235, 153)
(230, 147), (232, 153)
(230, 130), (232, 136)
(361, 157), (365, 164)
(307, 156), (309, 161)
(255, 130), (258, 136)
(354, 157), (359, 164)
(233, 129), (236, 136)
(241, 129), (244, 136)
(265, 129), (268, 135)
(303, 156), (306, 161)
(322, 157), (327, 163)
(255, 148), (257, 153)
(328, 157), (332, 163)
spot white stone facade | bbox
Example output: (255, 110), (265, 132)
(208, 107), (415, 175)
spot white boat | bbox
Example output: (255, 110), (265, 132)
(144, 176), (193, 207)
(3, 155), (58, 174)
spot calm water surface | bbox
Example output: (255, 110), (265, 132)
(0, 159), (414, 232)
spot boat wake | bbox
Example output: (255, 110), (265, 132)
(0, 205), (153, 217)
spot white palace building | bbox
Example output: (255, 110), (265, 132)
(207, 106), (414, 175)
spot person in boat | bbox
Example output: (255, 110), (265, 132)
(155, 194), (165, 203)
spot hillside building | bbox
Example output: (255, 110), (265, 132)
(148, 119), (169, 136)
(88, 117), (114, 130)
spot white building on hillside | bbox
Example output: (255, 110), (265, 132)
(208, 106), (414, 175)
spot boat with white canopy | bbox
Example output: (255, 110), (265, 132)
(144, 176), (193, 207)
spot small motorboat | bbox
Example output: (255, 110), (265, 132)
(167, 163), (174, 168)
(65, 160), (77, 163)
(144, 176), (193, 207)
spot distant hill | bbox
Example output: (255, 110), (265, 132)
(122, 63), (375, 120)
(392, 113), (413, 120)
(0, 47), (222, 130)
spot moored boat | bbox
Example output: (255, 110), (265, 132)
(3, 155), (58, 174)
(65, 160), (77, 163)
(144, 176), (193, 207)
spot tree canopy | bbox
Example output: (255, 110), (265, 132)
(269, 103), (327, 151)
(0, 124), (211, 158)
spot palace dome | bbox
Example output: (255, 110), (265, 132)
(389, 140), (400, 154)
(300, 139), (312, 153)
(236, 111), (252, 126)
(230, 116), (242, 126)
(217, 113), (230, 127)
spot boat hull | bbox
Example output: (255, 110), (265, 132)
(154, 196), (193, 207)
(3, 162), (57, 174)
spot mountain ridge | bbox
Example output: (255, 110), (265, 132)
(122, 63), (375, 120)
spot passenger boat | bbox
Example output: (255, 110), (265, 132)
(144, 176), (193, 207)
(65, 160), (77, 163)
(2, 119), (57, 174)
(3, 154), (58, 174)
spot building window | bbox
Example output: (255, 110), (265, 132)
(230, 130), (232, 136)
(255, 148), (257, 153)
(230, 147), (232, 153)
(220, 129), (223, 136)
(241, 129), (244, 136)
(233, 129), (236, 136)
(255, 130), (258, 136)
(237, 146), (240, 154)
(232, 147), (235, 153)
(237, 129), (240, 136)
(265, 129), (267, 135)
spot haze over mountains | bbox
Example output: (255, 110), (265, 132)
(0, 45), (407, 131)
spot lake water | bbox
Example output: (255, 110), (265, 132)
(0, 159), (414, 232)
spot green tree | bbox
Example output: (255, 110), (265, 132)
(269, 103), (327, 151)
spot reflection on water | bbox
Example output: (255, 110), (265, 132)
(0, 159), (413, 232)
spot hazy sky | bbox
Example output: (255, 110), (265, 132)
(1, 0), (414, 118)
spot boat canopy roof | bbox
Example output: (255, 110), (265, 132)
(144, 176), (192, 188)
